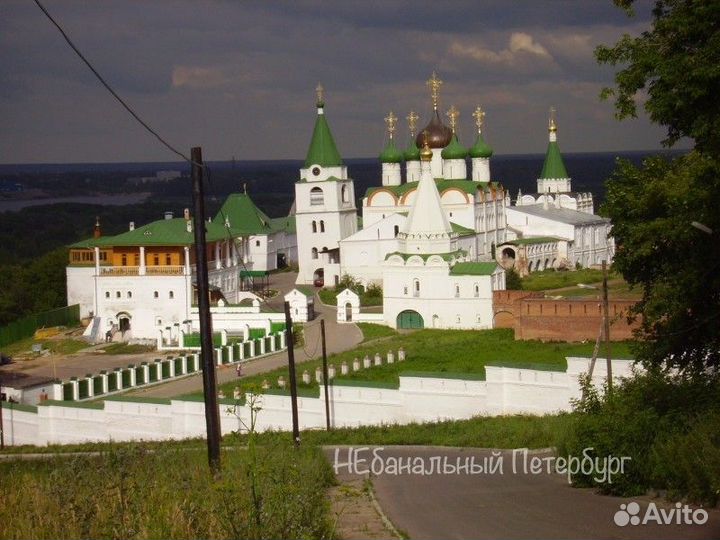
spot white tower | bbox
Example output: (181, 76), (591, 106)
(380, 111), (403, 186)
(470, 106), (493, 182)
(404, 110), (421, 183)
(537, 107), (572, 194)
(441, 105), (467, 180)
(295, 84), (358, 287)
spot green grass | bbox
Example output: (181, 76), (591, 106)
(1, 336), (89, 357)
(226, 413), (573, 449)
(100, 343), (156, 354)
(0, 442), (334, 539)
(357, 322), (397, 342)
(190, 328), (635, 399)
(521, 268), (619, 291)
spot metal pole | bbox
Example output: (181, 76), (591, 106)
(602, 260), (613, 391)
(190, 146), (221, 473)
(284, 301), (300, 446)
(321, 319), (331, 431)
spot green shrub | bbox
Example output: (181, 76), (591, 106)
(558, 371), (720, 504)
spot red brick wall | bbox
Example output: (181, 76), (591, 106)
(516, 298), (640, 341)
(493, 291), (641, 342)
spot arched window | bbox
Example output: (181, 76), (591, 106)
(455, 284), (460, 298)
(341, 184), (349, 203)
(394, 225), (399, 237)
(116, 291), (121, 298)
(169, 291), (174, 299)
(153, 291), (159, 299)
(474, 284), (479, 298)
(310, 187), (324, 206)
(312, 221), (317, 233)
(320, 220), (325, 233)
(413, 279), (420, 298)
(105, 291), (110, 299)
(311, 248), (318, 260)
(127, 291), (132, 299)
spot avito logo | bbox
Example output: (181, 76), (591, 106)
(614, 501), (708, 527)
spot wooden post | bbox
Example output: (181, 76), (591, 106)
(191, 146), (221, 473)
(284, 301), (300, 446)
(321, 319), (331, 431)
(603, 260), (612, 391)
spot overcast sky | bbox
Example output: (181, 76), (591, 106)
(1, 0), (676, 164)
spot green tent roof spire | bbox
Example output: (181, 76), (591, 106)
(303, 85), (343, 168)
(540, 107), (569, 179)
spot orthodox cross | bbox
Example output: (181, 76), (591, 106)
(384, 111), (398, 140)
(446, 105), (459, 132)
(406, 110), (419, 137)
(426, 71), (443, 110)
(472, 106), (486, 134)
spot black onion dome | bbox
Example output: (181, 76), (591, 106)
(415, 109), (452, 149)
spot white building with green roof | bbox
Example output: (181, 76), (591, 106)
(67, 192), (296, 342)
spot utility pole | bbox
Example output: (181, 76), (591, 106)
(284, 301), (300, 446)
(321, 319), (331, 431)
(191, 146), (221, 473)
(602, 260), (612, 391)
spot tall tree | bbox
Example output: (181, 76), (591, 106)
(598, 0), (720, 373)
(596, 0), (720, 155)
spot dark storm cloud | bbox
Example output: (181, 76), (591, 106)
(1, 0), (668, 163)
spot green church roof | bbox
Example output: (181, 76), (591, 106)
(405, 137), (420, 161)
(379, 139), (404, 163)
(540, 141), (569, 179)
(441, 133), (467, 160)
(469, 133), (493, 158)
(449, 262), (499, 276)
(304, 108), (343, 168)
(213, 193), (274, 235)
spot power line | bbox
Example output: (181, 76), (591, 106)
(32, 0), (195, 165)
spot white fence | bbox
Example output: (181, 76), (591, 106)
(0, 357), (635, 447)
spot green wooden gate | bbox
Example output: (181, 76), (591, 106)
(396, 310), (424, 329)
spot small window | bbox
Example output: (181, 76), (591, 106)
(156, 318), (162, 326)
(320, 220), (325, 233)
(121, 254), (127, 266)
(403, 286), (408, 295)
(105, 291), (110, 298)
(342, 184), (350, 203)
(153, 254), (159, 266)
(474, 284), (479, 298)
(127, 291), (132, 299)
(134, 253), (139, 266)
(165, 254), (171, 265)
(455, 284), (460, 298)
(116, 291), (121, 298)
(255, 240), (260, 247)
(312, 221), (317, 233)
(394, 225), (399, 237)
(153, 291), (159, 299)
(413, 279), (420, 298)
(311, 248), (318, 260)
(169, 291), (174, 299)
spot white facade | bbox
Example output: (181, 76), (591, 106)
(382, 255), (504, 329)
(1, 357), (636, 447)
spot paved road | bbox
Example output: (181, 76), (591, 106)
(325, 446), (719, 540)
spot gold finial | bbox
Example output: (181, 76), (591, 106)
(315, 83), (324, 106)
(384, 111), (398, 140)
(472, 106), (486, 134)
(420, 130), (433, 161)
(406, 110), (419, 137)
(426, 71), (443, 110)
(549, 106), (557, 132)
(446, 105), (459, 133)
